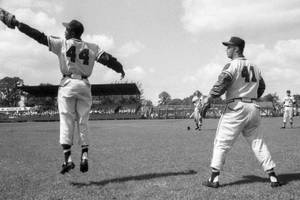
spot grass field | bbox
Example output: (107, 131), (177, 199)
(0, 117), (300, 200)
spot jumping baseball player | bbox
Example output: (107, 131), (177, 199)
(201, 36), (281, 188)
(190, 91), (203, 130)
(0, 9), (125, 174)
(281, 90), (296, 128)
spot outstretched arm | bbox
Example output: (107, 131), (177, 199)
(17, 22), (48, 46)
(0, 8), (48, 46)
(97, 52), (125, 79)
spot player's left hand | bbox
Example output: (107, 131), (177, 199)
(200, 95), (213, 118)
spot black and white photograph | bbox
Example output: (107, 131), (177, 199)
(0, 0), (299, 199)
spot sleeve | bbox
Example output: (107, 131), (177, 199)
(17, 22), (48, 46)
(209, 63), (234, 98)
(95, 45), (105, 61)
(97, 52), (125, 74)
(221, 63), (234, 80)
(48, 36), (63, 55)
(257, 80), (266, 99)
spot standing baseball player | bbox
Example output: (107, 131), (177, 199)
(190, 91), (203, 130)
(0, 9), (125, 174)
(201, 36), (281, 188)
(281, 90), (296, 128)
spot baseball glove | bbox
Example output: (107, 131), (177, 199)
(0, 8), (18, 29)
(200, 102), (211, 118)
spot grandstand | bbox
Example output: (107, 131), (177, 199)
(0, 83), (141, 122)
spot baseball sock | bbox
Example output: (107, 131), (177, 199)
(209, 168), (220, 182)
(282, 122), (286, 128)
(81, 145), (88, 160)
(62, 144), (72, 164)
(266, 168), (278, 182)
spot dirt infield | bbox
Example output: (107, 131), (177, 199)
(0, 117), (299, 200)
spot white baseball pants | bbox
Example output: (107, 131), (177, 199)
(210, 101), (276, 171)
(193, 107), (202, 126)
(58, 78), (92, 146)
(283, 106), (293, 123)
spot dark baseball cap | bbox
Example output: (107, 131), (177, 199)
(222, 36), (245, 49)
(62, 19), (84, 35)
(287, 90), (291, 93)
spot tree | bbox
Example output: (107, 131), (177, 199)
(182, 94), (194, 105)
(158, 91), (171, 105)
(142, 99), (153, 106)
(261, 93), (281, 112)
(168, 98), (183, 105)
(0, 77), (24, 107)
(261, 93), (280, 103)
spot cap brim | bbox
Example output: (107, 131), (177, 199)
(222, 42), (234, 46)
(62, 22), (69, 28)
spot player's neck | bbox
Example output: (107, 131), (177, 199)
(232, 53), (244, 59)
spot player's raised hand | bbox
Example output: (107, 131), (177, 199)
(0, 8), (19, 29)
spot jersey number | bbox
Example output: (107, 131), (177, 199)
(241, 66), (257, 82)
(66, 46), (89, 65)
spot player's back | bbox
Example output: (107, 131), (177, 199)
(63, 39), (102, 77)
(48, 36), (103, 78)
(225, 57), (261, 100)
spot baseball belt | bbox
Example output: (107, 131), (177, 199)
(63, 74), (88, 80)
(226, 97), (257, 104)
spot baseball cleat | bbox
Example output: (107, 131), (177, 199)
(60, 162), (75, 174)
(202, 180), (220, 188)
(280, 126), (285, 129)
(270, 181), (282, 188)
(80, 158), (88, 173)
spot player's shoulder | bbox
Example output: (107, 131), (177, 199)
(82, 40), (100, 50)
(222, 63), (231, 71)
(49, 35), (62, 40)
(48, 35), (63, 42)
(192, 96), (199, 102)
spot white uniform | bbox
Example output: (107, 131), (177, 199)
(282, 95), (295, 124)
(48, 36), (104, 145)
(210, 57), (276, 171)
(191, 95), (203, 128)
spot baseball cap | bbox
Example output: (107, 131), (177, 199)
(287, 90), (291, 93)
(222, 36), (245, 49)
(62, 19), (84, 35)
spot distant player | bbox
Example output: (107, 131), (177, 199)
(281, 90), (296, 128)
(190, 91), (203, 130)
(0, 9), (125, 174)
(202, 36), (281, 188)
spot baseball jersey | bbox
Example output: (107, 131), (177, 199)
(222, 57), (262, 100)
(48, 36), (104, 77)
(192, 96), (202, 109)
(283, 96), (295, 107)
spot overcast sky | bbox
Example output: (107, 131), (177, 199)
(1, 0), (300, 104)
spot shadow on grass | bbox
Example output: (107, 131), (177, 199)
(222, 172), (300, 187)
(70, 169), (197, 187)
